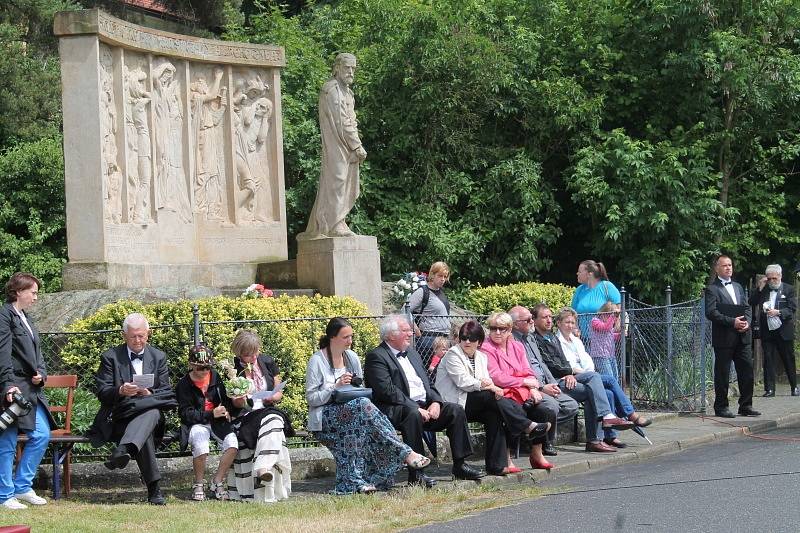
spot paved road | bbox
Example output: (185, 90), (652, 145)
(410, 424), (800, 533)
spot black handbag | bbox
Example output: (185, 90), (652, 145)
(330, 385), (372, 404)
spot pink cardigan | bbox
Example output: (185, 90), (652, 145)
(481, 338), (535, 388)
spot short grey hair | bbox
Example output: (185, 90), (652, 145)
(765, 264), (782, 276)
(379, 315), (408, 341)
(122, 313), (149, 332)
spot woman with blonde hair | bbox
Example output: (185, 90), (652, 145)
(409, 261), (452, 366)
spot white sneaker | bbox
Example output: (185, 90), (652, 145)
(2, 497), (28, 509)
(15, 490), (46, 505)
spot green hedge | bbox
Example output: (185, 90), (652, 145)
(463, 282), (575, 315)
(60, 295), (381, 428)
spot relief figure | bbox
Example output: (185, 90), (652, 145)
(190, 67), (227, 222)
(100, 46), (123, 224)
(124, 62), (152, 224)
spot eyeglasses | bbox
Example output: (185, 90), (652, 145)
(514, 318), (533, 323)
(459, 335), (482, 342)
(488, 326), (510, 333)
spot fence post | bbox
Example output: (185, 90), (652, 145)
(192, 304), (201, 347)
(699, 294), (708, 413)
(620, 285), (627, 388)
(403, 294), (416, 344)
(665, 286), (674, 404)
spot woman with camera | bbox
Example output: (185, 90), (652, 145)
(0, 273), (55, 509)
(305, 317), (430, 494)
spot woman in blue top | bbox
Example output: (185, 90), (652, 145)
(571, 260), (621, 345)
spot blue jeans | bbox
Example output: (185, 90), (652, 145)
(601, 374), (635, 439)
(0, 404), (50, 501)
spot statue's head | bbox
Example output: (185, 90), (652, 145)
(332, 53), (357, 86)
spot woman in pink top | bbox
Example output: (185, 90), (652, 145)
(482, 312), (556, 471)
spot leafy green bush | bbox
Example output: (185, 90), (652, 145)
(464, 282), (575, 315)
(60, 295), (380, 427)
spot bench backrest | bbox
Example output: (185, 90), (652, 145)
(44, 374), (78, 433)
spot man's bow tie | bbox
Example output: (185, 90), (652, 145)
(396, 351), (408, 358)
(723, 281), (732, 286)
(130, 352), (144, 361)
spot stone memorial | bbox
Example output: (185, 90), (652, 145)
(296, 53), (382, 314)
(55, 9), (287, 289)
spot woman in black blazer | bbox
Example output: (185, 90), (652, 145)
(0, 273), (55, 509)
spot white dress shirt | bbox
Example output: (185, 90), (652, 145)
(718, 277), (737, 304)
(128, 349), (144, 375)
(388, 345), (427, 402)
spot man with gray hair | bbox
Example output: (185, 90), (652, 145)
(749, 264), (798, 396)
(509, 305), (579, 455)
(365, 315), (480, 487)
(88, 312), (176, 504)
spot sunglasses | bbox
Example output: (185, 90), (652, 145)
(488, 326), (510, 333)
(459, 335), (482, 342)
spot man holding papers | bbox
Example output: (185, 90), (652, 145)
(705, 255), (760, 418)
(88, 312), (176, 504)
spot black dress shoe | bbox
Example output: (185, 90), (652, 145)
(542, 442), (558, 456)
(148, 488), (166, 505)
(792, 387), (799, 396)
(408, 471), (437, 488)
(104, 445), (131, 470)
(738, 407), (761, 417)
(714, 409), (736, 418)
(762, 390), (775, 397)
(452, 463), (484, 481)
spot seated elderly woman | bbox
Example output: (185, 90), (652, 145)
(305, 317), (430, 494)
(436, 320), (550, 476)
(225, 329), (293, 502)
(555, 307), (652, 449)
(481, 313), (559, 471)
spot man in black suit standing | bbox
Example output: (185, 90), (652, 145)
(705, 255), (760, 418)
(364, 315), (482, 488)
(749, 264), (798, 397)
(88, 313), (176, 504)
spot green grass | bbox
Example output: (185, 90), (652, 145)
(11, 483), (546, 532)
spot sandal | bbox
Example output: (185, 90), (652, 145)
(628, 413), (652, 427)
(406, 453), (431, 470)
(255, 469), (274, 482)
(209, 480), (229, 501)
(527, 422), (551, 440)
(191, 481), (205, 501)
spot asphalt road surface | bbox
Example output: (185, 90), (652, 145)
(410, 423), (800, 533)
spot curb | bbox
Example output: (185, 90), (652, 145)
(474, 410), (800, 489)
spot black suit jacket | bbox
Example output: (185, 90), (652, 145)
(0, 303), (55, 432)
(364, 341), (443, 413)
(748, 282), (796, 341)
(705, 279), (752, 348)
(89, 343), (173, 446)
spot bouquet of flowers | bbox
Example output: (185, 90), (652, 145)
(217, 359), (254, 397)
(390, 272), (427, 306)
(242, 283), (274, 299)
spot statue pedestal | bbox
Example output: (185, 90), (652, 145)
(296, 235), (382, 315)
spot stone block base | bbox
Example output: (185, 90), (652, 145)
(62, 262), (258, 290)
(256, 259), (298, 288)
(296, 235), (382, 315)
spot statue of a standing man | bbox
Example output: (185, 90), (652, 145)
(299, 53), (366, 239)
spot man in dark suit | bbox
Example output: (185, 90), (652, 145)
(89, 313), (175, 505)
(364, 315), (481, 487)
(704, 255), (760, 418)
(749, 264), (798, 397)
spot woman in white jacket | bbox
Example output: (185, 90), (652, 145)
(436, 320), (549, 475)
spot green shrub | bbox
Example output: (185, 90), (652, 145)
(463, 281), (575, 315)
(60, 295), (380, 428)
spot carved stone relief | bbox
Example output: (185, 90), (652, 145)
(99, 44), (123, 224)
(152, 58), (192, 223)
(190, 65), (228, 222)
(123, 55), (152, 224)
(232, 70), (274, 223)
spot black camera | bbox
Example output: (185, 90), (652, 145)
(0, 391), (33, 431)
(350, 375), (363, 387)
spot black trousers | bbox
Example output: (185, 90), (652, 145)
(713, 344), (754, 412)
(383, 401), (473, 462)
(464, 391), (530, 473)
(112, 408), (161, 484)
(762, 335), (797, 390)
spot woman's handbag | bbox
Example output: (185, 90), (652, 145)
(330, 385), (372, 404)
